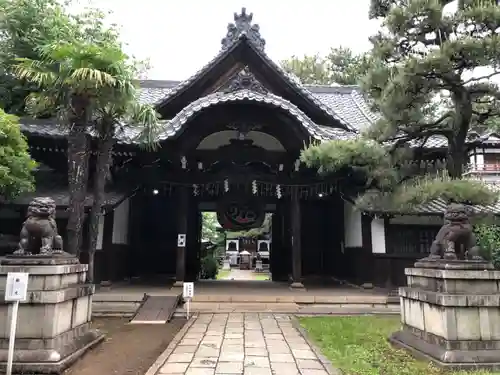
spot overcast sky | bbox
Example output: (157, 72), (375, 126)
(72, 0), (381, 80)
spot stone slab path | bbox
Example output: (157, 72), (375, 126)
(152, 313), (337, 375)
(221, 269), (255, 280)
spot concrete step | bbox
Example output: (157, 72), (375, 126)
(190, 294), (390, 304)
(172, 302), (400, 315)
(91, 292), (399, 317)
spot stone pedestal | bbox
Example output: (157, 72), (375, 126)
(255, 260), (263, 272)
(0, 255), (104, 374)
(390, 259), (500, 370)
(222, 260), (230, 270)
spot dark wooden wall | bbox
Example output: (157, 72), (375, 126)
(340, 216), (441, 288)
(300, 196), (344, 278)
(126, 192), (177, 281)
(120, 192), (348, 282)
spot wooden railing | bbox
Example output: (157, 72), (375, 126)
(464, 163), (500, 174)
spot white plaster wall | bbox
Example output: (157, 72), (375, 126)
(112, 198), (129, 245)
(371, 218), (386, 254)
(96, 215), (104, 250)
(343, 202), (362, 248)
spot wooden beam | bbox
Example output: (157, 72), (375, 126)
(173, 186), (189, 286)
(290, 186), (304, 289)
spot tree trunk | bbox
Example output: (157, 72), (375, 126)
(67, 95), (90, 256)
(88, 128), (114, 284)
(447, 92), (472, 179)
(446, 144), (466, 179)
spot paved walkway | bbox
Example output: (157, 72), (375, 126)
(154, 313), (335, 375)
(221, 269), (258, 280)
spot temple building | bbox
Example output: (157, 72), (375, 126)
(2, 8), (500, 287)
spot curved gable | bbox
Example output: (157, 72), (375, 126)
(153, 8), (356, 130)
(155, 90), (356, 144)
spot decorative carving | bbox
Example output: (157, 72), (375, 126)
(221, 8), (266, 51)
(424, 203), (482, 261)
(223, 67), (268, 94)
(226, 122), (262, 134)
(14, 197), (64, 256)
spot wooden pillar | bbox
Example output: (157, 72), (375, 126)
(290, 187), (304, 289)
(173, 186), (189, 287)
(103, 213), (114, 283)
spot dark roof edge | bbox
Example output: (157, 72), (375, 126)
(138, 79), (363, 94)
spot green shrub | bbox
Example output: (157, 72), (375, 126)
(200, 256), (219, 279)
(474, 223), (500, 269)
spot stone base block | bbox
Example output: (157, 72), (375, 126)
(0, 329), (104, 374)
(2, 253), (79, 266)
(0, 255), (103, 374)
(393, 260), (500, 370)
(414, 258), (494, 270)
(390, 329), (500, 371)
(172, 281), (184, 288)
(289, 282), (305, 290)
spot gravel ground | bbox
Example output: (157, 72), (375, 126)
(64, 317), (185, 375)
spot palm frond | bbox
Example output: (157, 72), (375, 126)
(130, 104), (161, 150)
(13, 58), (59, 87)
(70, 68), (116, 90)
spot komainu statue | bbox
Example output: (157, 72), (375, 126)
(425, 203), (482, 261)
(14, 197), (64, 255)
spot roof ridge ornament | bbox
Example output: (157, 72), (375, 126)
(223, 67), (268, 95)
(221, 8), (266, 51)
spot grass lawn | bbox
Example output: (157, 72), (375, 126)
(252, 273), (270, 281)
(216, 269), (231, 280)
(299, 316), (499, 375)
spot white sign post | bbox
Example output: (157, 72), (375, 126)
(5, 272), (29, 375)
(177, 234), (186, 247)
(182, 282), (194, 319)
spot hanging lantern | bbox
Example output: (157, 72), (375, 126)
(252, 180), (257, 195)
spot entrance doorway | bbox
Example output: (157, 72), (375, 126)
(199, 209), (273, 282)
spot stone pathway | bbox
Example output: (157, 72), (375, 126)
(221, 269), (255, 280)
(154, 313), (335, 375)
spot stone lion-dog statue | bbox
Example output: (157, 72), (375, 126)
(14, 197), (64, 255)
(425, 203), (482, 261)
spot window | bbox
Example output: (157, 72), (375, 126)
(483, 153), (500, 171)
(386, 224), (440, 254)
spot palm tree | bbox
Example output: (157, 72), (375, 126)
(87, 81), (160, 282)
(14, 41), (132, 255)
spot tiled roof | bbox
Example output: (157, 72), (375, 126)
(3, 190), (125, 208)
(371, 198), (500, 216)
(19, 118), (156, 145)
(155, 90), (356, 142)
(21, 81), (500, 150)
(365, 181), (500, 216)
(20, 85), (359, 143)
(1, 168), (127, 209)
(137, 79), (375, 131)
